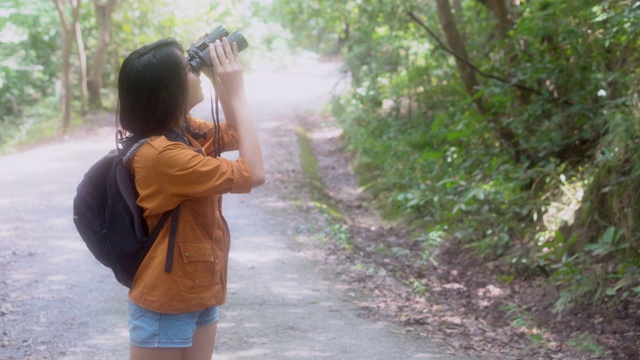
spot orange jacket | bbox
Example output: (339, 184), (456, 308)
(128, 115), (253, 313)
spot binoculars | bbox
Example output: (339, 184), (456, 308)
(186, 25), (249, 73)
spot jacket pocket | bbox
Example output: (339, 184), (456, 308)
(176, 242), (219, 292)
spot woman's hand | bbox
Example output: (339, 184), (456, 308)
(207, 37), (245, 98)
(207, 38), (263, 188)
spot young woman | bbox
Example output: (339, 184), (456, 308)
(117, 35), (264, 360)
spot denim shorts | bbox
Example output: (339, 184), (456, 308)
(128, 300), (219, 348)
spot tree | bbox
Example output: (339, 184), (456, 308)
(433, 0), (518, 157)
(271, 0), (640, 313)
(52, 0), (82, 132)
(88, 0), (117, 109)
(75, 16), (88, 113)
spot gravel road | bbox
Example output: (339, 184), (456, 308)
(0, 61), (468, 360)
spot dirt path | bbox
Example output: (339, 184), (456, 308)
(0, 63), (470, 359)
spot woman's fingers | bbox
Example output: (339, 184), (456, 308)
(211, 38), (241, 70)
(215, 40), (228, 66)
(221, 38), (235, 65)
(208, 42), (222, 69)
(232, 41), (239, 58)
(207, 38), (243, 95)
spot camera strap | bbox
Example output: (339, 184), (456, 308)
(210, 87), (221, 159)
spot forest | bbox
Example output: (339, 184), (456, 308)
(1, 0), (639, 358)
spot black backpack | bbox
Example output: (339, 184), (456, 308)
(73, 139), (180, 288)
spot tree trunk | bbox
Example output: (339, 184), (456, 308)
(435, 0), (483, 110)
(435, 0), (519, 159)
(75, 20), (88, 113)
(88, 0), (117, 109)
(61, 33), (72, 132)
(53, 0), (82, 133)
(491, 0), (512, 39)
(452, 0), (465, 40)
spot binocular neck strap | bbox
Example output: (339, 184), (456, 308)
(209, 85), (221, 159)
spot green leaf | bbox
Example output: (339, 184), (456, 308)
(605, 287), (617, 296)
(420, 150), (443, 161)
(601, 226), (616, 244)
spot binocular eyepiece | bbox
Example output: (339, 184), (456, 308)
(186, 25), (249, 73)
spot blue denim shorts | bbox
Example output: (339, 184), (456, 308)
(128, 300), (219, 348)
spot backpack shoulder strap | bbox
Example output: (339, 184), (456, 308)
(120, 136), (181, 274)
(164, 206), (180, 273)
(122, 137), (149, 165)
(143, 206), (180, 274)
(149, 210), (172, 240)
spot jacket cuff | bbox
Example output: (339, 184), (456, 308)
(230, 157), (253, 194)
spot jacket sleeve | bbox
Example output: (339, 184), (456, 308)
(134, 141), (253, 212)
(187, 115), (240, 156)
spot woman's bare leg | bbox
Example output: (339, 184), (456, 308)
(183, 322), (217, 360)
(130, 346), (183, 360)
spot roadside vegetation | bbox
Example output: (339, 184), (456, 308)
(271, 0), (640, 358)
(274, 0), (640, 313)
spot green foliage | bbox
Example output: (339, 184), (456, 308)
(272, 0), (640, 310)
(501, 302), (611, 356)
(500, 302), (546, 343)
(0, 1), (59, 133)
(0, 96), (62, 154)
(409, 278), (427, 296)
(0, 0), (293, 150)
(567, 332), (610, 358)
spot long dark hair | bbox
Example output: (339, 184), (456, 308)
(117, 38), (188, 140)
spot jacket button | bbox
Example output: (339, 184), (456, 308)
(185, 252), (190, 257)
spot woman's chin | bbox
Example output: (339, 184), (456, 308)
(187, 96), (205, 111)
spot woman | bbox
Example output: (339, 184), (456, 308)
(117, 35), (264, 360)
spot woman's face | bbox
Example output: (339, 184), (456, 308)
(185, 61), (204, 110)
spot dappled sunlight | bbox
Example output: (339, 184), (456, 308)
(0, 154), (61, 174)
(269, 281), (321, 300)
(283, 350), (333, 357)
(63, 326), (129, 358)
(251, 196), (294, 210)
(85, 327), (129, 345)
(0, 134), (112, 176)
(231, 248), (289, 264)
(45, 215), (76, 229)
(48, 251), (83, 264)
(228, 273), (323, 300)
(48, 238), (86, 250)
(9, 269), (38, 281)
(259, 119), (290, 129)
(439, 282), (466, 291)
(45, 275), (67, 282)
(308, 126), (343, 141)
(539, 176), (586, 247)
(218, 322), (260, 329)
(476, 284), (505, 298)
(214, 348), (272, 359)
(475, 284), (507, 309)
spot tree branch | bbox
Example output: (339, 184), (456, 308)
(72, 0), (81, 24)
(407, 10), (560, 101)
(53, 0), (69, 32)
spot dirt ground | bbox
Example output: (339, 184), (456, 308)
(295, 109), (640, 360)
